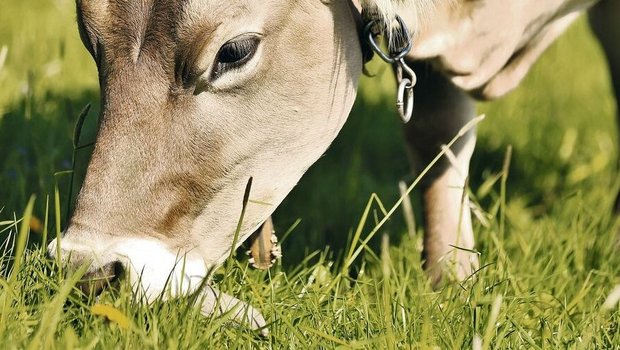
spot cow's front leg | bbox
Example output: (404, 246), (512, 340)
(403, 62), (479, 287)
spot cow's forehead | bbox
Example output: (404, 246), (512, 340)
(79, 0), (267, 37)
(175, 1), (268, 55)
(78, 0), (276, 67)
(181, 1), (254, 24)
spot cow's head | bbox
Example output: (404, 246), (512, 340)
(48, 0), (363, 299)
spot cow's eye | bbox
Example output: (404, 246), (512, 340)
(211, 35), (260, 78)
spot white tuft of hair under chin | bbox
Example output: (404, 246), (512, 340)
(110, 238), (208, 301)
(112, 238), (268, 334)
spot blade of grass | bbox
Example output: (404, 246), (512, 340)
(8, 195), (35, 284)
(398, 180), (416, 238)
(41, 195), (49, 250)
(54, 178), (62, 276)
(499, 146), (512, 240)
(27, 263), (89, 350)
(227, 177), (253, 262)
(481, 295), (502, 350)
(346, 115), (485, 267)
(66, 103), (91, 223)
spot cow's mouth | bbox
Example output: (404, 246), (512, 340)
(77, 261), (125, 296)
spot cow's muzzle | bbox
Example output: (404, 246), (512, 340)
(78, 260), (124, 296)
(46, 237), (124, 295)
(46, 235), (269, 335)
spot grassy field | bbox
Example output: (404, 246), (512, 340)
(1, 0), (620, 348)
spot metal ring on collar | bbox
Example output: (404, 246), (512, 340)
(364, 15), (412, 64)
(397, 78), (414, 123)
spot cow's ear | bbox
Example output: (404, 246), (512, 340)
(246, 217), (281, 270)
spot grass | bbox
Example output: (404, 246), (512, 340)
(1, 0), (620, 347)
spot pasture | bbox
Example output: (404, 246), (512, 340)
(1, 0), (619, 347)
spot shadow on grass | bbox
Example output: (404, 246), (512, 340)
(274, 97), (412, 264)
(0, 85), (599, 266)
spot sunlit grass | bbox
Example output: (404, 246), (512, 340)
(1, 175), (620, 347)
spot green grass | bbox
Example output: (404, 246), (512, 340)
(1, 0), (620, 347)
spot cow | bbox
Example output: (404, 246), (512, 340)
(48, 0), (619, 332)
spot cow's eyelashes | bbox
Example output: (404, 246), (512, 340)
(218, 40), (255, 63)
(211, 35), (260, 79)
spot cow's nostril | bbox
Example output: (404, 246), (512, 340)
(78, 261), (124, 296)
